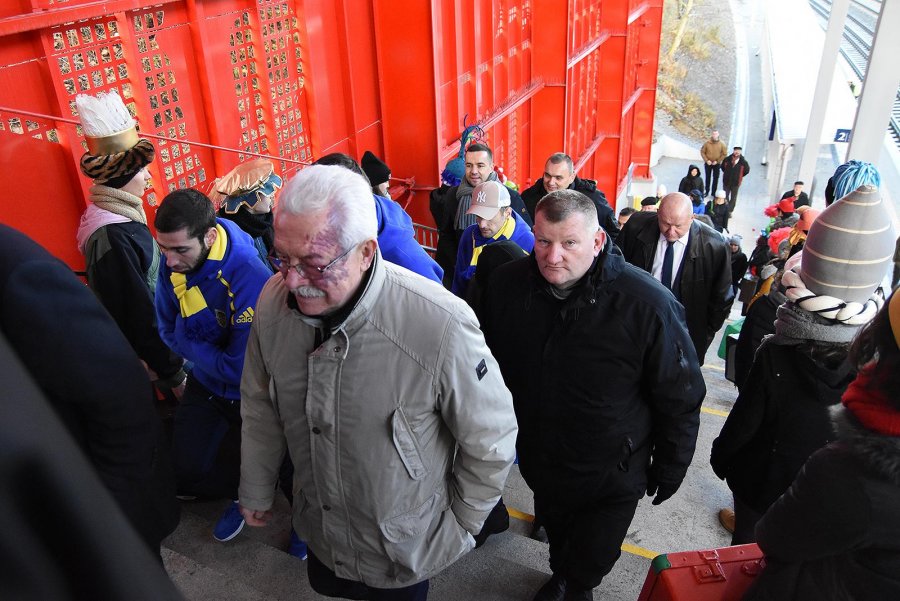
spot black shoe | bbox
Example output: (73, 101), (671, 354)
(529, 522), (549, 544)
(533, 574), (566, 601)
(474, 499), (510, 548)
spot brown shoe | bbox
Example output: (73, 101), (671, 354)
(718, 508), (735, 533)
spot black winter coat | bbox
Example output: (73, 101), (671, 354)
(83, 221), (183, 381)
(746, 409), (900, 601)
(520, 176), (620, 242)
(0, 224), (180, 552)
(710, 340), (854, 515)
(678, 164), (705, 196)
(733, 292), (780, 391)
(617, 212), (734, 363)
(481, 242), (704, 502)
(706, 200), (730, 232)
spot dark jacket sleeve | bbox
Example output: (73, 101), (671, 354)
(710, 344), (771, 481)
(1, 238), (179, 549)
(520, 181), (544, 222)
(88, 225), (183, 380)
(508, 188), (533, 228)
(704, 231), (735, 344)
(645, 296), (705, 488)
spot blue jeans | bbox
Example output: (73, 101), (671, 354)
(307, 550), (429, 600)
(171, 376), (241, 499)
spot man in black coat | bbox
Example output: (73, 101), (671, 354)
(617, 193), (734, 364)
(430, 142), (531, 288)
(481, 190), (704, 601)
(0, 224), (179, 554)
(721, 146), (750, 213)
(780, 180), (810, 208)
(520, 152), (620, 242)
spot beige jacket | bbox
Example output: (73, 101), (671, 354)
(701, 139), (727, 164)
(239, 253), (517, 587)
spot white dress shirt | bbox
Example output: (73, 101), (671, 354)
(650, 229), (690, 287)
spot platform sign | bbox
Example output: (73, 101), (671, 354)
(834, 129), (851, 143)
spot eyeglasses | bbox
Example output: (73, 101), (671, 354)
(268, 244), (357, 280)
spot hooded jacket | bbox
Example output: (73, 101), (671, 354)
(155, 218), (271, 399)
(374, 194), (443, 284)
(451, 210), (534, 296)
(678, 164), (705, 196)
(239, 252), (517, 588)
(480, 241), (704, 501)
(710, 339), (855, 514)
(520, 176), (620, 241)
(746, 407), (900, 600)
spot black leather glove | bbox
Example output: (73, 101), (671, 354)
(646, 471), (681, 506)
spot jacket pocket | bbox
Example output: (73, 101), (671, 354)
(379, 487), (471, 579)
(391, 408), (427, 481)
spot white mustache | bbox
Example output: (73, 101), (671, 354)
(292, 285), (326, 298)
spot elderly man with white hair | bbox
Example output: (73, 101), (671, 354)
(237, 164), (517, 601)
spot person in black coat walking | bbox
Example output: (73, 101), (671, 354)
(721, 146), (750, 213)
(0, 224), (180, 554)
(617, 193), (734, 364)
(481, 190), (704, 601)
(520, 152), (620, 242)
(745, 289), (900, 601)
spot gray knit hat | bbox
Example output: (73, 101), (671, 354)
(782, 184), (893, 324)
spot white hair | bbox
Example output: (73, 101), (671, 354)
(277, 164), (377, 249)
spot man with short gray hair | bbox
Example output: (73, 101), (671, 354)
(481, 189), (703, 601)
(238, 164), (518, 600)
(521, 152), (620, 241)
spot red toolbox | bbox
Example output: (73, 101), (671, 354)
(637, 544), (765, 601)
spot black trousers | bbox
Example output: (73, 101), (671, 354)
(732, 495), (762, 545)
(704, 164), (721, 195)
(307, 550), (429, 601)
(540, 494), (640, 590)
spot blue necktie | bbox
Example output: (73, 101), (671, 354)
(661, 241), (675, 290)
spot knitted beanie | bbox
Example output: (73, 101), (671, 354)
(361, 151), (390, 186)
(782, 184), (893, 324)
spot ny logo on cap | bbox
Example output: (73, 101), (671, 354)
(475, 190), (488, 205)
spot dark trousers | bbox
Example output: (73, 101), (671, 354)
(307, 550), (429, 601)
(726, 184), (741, 213)
(541, 494), (640, 590)
(171, 376), (241, 499)
(704, 164), (721, 196)
(732, 495), (762, 545)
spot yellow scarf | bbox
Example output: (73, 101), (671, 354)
(470, 216), (517, 266)
(170, 224), (229, 318)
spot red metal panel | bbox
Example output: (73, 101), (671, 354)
(1, 0), (665, 256)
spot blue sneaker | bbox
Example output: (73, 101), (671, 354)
(213, 501), (245, 542)
(288, 529), (308, 560)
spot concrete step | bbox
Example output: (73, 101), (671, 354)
(162, 547), (281, 601)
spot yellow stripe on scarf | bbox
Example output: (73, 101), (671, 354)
(170, 224), (228, 318)
(470, 216), (516, 266)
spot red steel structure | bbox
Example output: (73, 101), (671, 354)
(0, 0), (661, 269)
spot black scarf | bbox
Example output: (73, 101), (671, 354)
(218, 206), (274, 252)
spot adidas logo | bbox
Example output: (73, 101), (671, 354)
(475, 190), (487, 204)
(235, 307), (255, 324)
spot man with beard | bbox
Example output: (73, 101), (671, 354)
(154, 188), (271, 543)
(431, 142), (531, 288)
